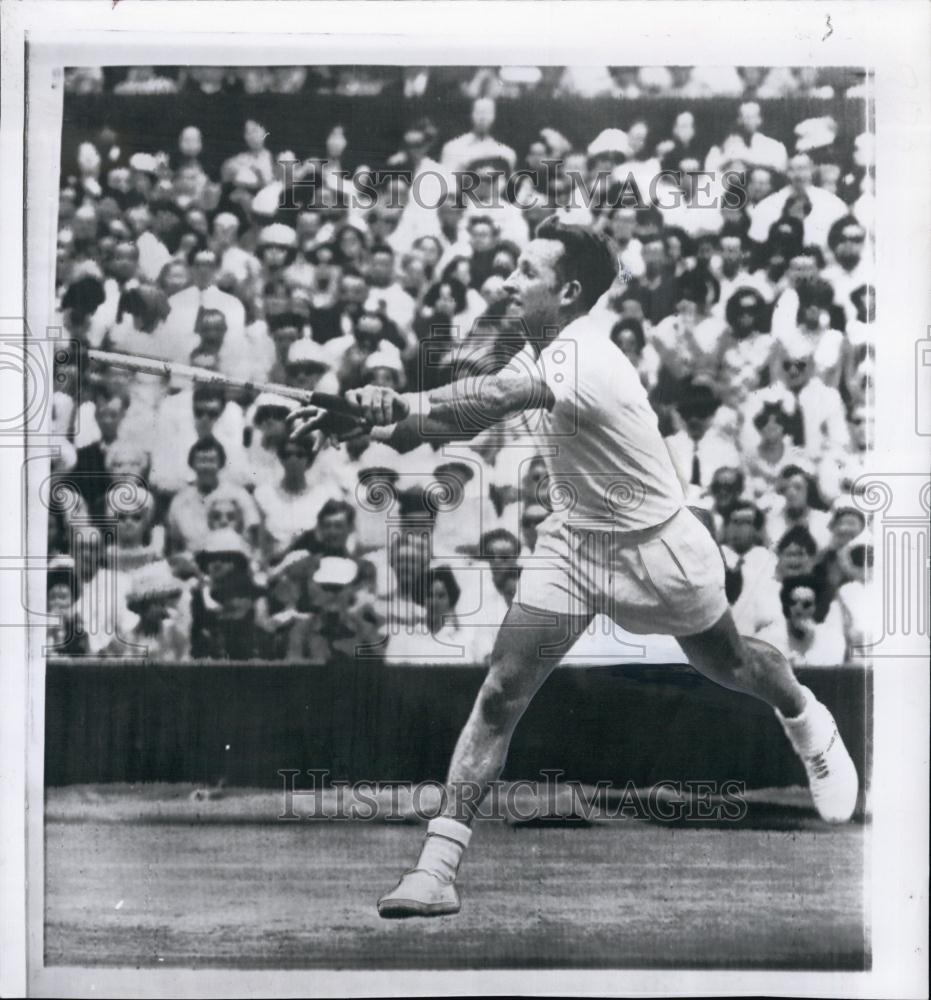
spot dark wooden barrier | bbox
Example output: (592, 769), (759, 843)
(44, 659), (870, 789)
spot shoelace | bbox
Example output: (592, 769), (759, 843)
(808, 729), (839, 780)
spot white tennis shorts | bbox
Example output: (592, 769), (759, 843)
(517, 505), (728, 636)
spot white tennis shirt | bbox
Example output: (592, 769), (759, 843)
(516, 312), (686, 533)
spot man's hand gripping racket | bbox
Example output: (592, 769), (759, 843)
(288, 386), (412, 445)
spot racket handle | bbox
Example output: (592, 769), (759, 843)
(307, 391), (364, 419)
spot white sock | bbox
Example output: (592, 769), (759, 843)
(416, 817), (472, 882)
(775, 686), (836, 758)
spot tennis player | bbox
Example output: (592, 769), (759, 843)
(290, 216), (858, 919)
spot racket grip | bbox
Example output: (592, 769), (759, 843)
(307, 391), (364, 420)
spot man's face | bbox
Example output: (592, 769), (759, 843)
(368, 251), (394, 286)
(95, 397), (125, 442)
(207, 499), (242, 531)
(279, 442), (310, 476)
(779, 543), (813, 578)
(340, 276), (368, 310)
(193, 397), (223, 439)
(469, 223), (496, 254)
(471, 99), (495, 134)
(244, 121), (266, 152)
(747, 168), (773, 203)
(849, 406), (869, 449)
(628, 122), (648, 157)
(162, 262), (189, 296)
(199, 313), (227, 349)
(787, 155), (813, 190)
(179, 126), (202, 158)
(109, 243), (139, 283)
(720, 237), (743, 274)
(676, 298), (699, 330)
(786, 584), (817, 626)
(683, 412), (711, 441)
(48, 582), (73, 617)
(710, 470), (742, 511)
(673, 112), (695, 145)
(192, 448), (222, 487)
(834, 222), (866, 269)
(503, 239), (566, 335)
(190, 251), (218, 290)
(610, 209), (636, 243)
(782, 356), (812, 391)
(788, 254), (817, 287)
(782, 473), (809, 510)
(612, 327), (642, 362)
(738, 102), (762, 134)
(318, 513), (350, 553)
(724, 508), (757, 554)
(832, 512), (865, 549)
(641, 239), (666, 274)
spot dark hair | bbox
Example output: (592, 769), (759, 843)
(267, 311), (305, 334)
(423, 276), (468, 314)
(752, 400), (792, 433)
(186, 244), (218, 267)
(675, 267), (720, 308)
(192, 383), (226, 407)
(663, 225), (695, 259)
(725, 287), (766, 330)
(276, 436), (314, 461)
(675, 382), (721, 420)
(711, 466), (745, 493)
(534, 216), (619, 311)
(116, 285), (171, 332)
(610, 318), (646, 353)
(369, 242), (395, 258)
(796, 278), (835, 315)
(723, 499), (765, 531)
(467, 214), (498, 233)
(827, 215), (866, 252)
(776, 525), (818, 556)
(317, 498), (356, 528)
(480, 528), (520, 558)
(62, 276), (106, 318)
(188, 434), (226, 468)
(780, 573), (821, 618)
(430, 565), (461, 609)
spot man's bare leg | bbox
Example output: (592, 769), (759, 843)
(677, 609), (858, 823)
(377, 602), (591, 918)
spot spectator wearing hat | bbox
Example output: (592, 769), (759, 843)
(748, 153), (848, 250)
(290, 556), (385, 665)
(284, 336), (341, 396)
(239, 392), (298, 487)
(779, 574), (846, 667)
(212, 212), (262, 293)
(192, 569), (269, 660)
(326, 308), (406, 392)
(254, 434), (348, 564)
(259, 551), (313, 659)
(166, 435), (260, 555)
(665, 385), (740, 500)
(106, 561), (188, 661)
(719, 501), (785, 649)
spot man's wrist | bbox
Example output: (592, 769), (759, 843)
(400, 391), (432, 421)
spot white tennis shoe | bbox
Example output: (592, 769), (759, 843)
(779, 695), (859, 823)
(377, 868), (461, 919)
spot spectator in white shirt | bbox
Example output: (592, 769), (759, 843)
(665, 384), (740, 501)
(779, 575), (846, 667)
(254, 435), (347, 564)
(768, 468), (832, 552)
(719, 500), (785, 648)
(772, 280), (847, 390)
(819, 403), (870, 503)
(440, 98), (517, 173)
(743, 399), (810, 504)
(822, 215), (870, 327)
(748, 153), (849, 249)
(706, 101), (788, 175)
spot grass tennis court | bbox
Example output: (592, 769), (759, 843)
(44, 786), (868, 970)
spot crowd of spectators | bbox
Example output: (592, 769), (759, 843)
(64, 65), (867, 101)
(48, 69), (874, 668)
